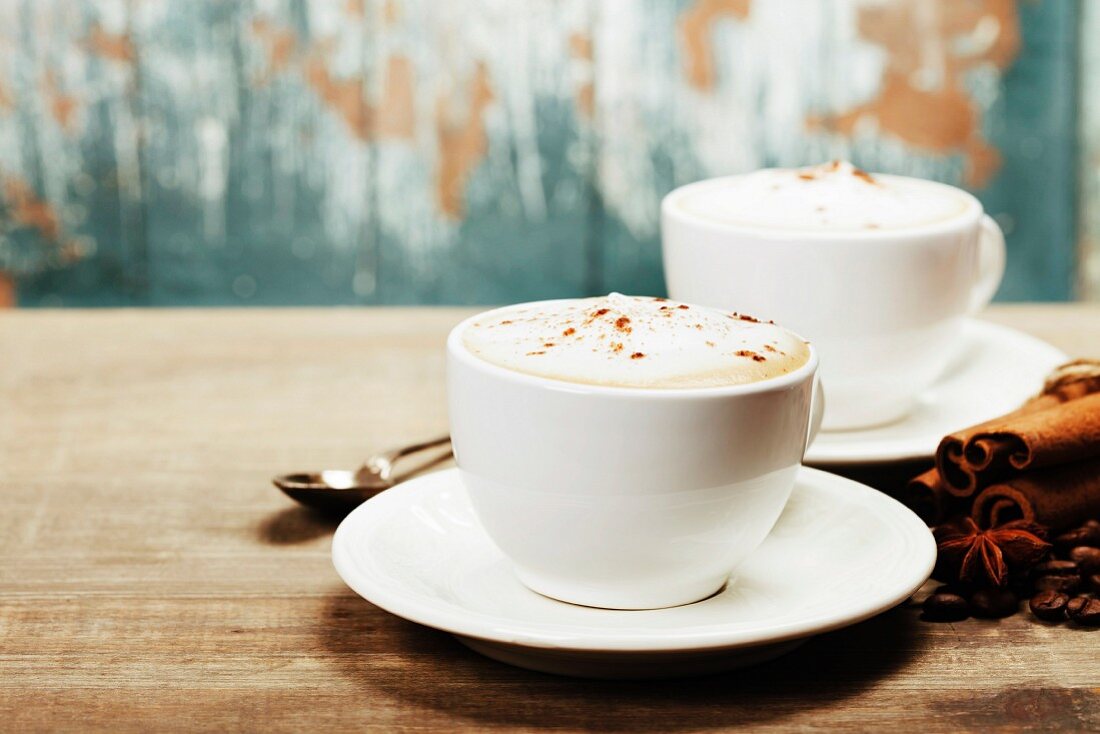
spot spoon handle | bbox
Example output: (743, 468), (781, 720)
(364, 435), (453, 485)
(394, 446), (454, 483)
(387, 435), (452, 460)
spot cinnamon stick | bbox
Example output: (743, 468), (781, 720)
(1042, 359), (1100, 401)
(936, 360), (1100, 495)
(905, 468), (941, 523)
(970, 458), (1100, 531)
(905, 468), (968, 524)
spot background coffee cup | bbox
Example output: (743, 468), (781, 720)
(661, 174), (1005, 431)
(447, 301), (823, 610)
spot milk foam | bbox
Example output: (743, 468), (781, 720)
(462, 293), (810, 389)
(674, 161), (971, 232)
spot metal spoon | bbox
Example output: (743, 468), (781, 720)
(273, 436), (452, 512)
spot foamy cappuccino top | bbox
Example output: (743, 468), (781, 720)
(461, 293), (810, 389)
(672, 161), (972, 232)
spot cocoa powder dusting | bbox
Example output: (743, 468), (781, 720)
(852, 167), (876, 185)
(614, 316), (632, 333)
(736, 350), (767, 362)
(562, 327), (575, 336)
(630, 352), (645, 359)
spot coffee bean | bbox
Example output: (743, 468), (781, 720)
(970, 587), (1018, 618)
(1066, 596), (1100, 626)
(1055, 526), (1100, 550)
(1032, 559), (1079, 577)
(1033, 575), (1080, 594)
(922, 592), (970, 622)
(1068, 546), (1100, 575)
(1029, 590), (1070, 621)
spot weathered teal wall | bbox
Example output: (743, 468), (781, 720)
(0, 0), (1082, 307)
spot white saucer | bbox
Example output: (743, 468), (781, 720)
(332, 467), (935, 679)
(805, 320), (1066, 465)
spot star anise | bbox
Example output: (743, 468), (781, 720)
(933, 517), (1051, 587)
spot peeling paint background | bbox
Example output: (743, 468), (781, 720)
(0, 0), (1081, 306)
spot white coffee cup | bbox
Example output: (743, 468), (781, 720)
(662, 171), (1005, 430)
(447, 300), (822, 610)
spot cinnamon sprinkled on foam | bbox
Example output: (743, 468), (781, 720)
(851, 166), (876, 185)
(675, 160), (968, 232)
(462, 293), (810, 389)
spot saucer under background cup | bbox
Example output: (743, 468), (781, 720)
(332, 467), (935, 679)
(804, 319), (1066, 465)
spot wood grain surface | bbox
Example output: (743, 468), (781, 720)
(2, 306), (1099, 732)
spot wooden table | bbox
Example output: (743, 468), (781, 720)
(2, 305), (1099, 732)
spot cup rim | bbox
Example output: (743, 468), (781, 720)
(447, 299), (820, 399)
(661, 171), (984, 241)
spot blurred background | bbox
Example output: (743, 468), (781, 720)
(0, 0), (1092, 308)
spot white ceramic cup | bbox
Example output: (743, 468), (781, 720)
(446, 301), (822, 610)
(662, 174), (1005, 431)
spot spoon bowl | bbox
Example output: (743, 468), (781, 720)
(273, 436), (452, 513)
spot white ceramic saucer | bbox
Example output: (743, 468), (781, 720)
(332, 467), (935, 679)
(805, 320), (1066, 465)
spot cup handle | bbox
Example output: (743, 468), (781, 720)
(969, 214), (1006, 314)
(804, 374), (825, 455)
